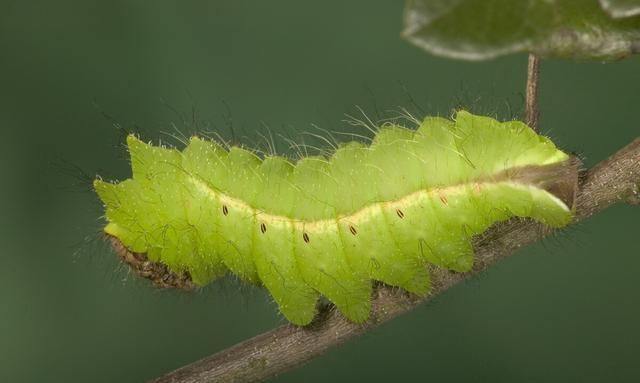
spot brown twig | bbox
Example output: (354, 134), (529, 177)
(525, 54), (541, 131)
(149, 137), (639, 383)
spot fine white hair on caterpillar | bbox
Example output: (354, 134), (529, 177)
(94, 110), (577, 325)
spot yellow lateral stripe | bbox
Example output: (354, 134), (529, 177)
(188, 176), (569, 232)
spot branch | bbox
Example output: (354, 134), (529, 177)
(149, 138), (639, 383)
(525, 54), (541, 132)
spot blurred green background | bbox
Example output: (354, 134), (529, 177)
(1, 1), (638, 382)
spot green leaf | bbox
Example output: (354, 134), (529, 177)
(600, 0), (640, 18)
(403, 0), (640, 60)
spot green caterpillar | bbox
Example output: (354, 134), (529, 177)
(94, 110), (575, 325)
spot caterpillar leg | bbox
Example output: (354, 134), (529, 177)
(294, 223), (372, 323)
(253, 218), (319, 326)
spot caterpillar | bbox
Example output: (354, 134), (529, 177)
(94, 110), (577, 326)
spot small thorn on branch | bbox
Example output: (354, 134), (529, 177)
(525, 54), (541, 132)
